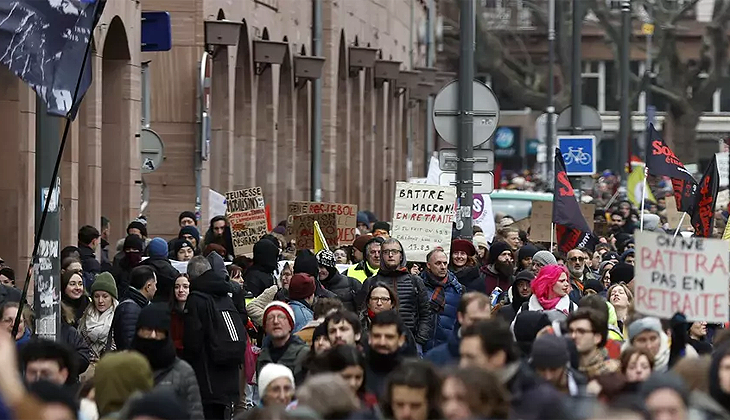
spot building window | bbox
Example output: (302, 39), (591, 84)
(581, 61), (600, 111)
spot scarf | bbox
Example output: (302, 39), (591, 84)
(579, 348), (619, 379)
(80, 301), (118, 358)
(536, 292), (562, 311)
(62, 294), (89, 325)
(423, 272), (448, 313)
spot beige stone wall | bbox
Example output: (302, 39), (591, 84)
(142, 0), (432, 240)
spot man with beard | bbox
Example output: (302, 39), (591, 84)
(495, 270), (534, 323)
(203, 216), (235, 260)
(110, 235), (145, 300)
(347, 236), (383, 283)
(316, 249), (361, 312)
(482, 242), (515, 296)
(566, 248), (595, 304)
(365, 310), (408, 397)
(132, 303), (204, 419)
(359, 238), (433, 351)
(244, 238), (280, 297)
(421, 248), (463, 351)
(609, 210), (626, 234)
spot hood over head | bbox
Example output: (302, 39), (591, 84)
(379, 238), (407, 273)
(95, 352), (153, 417)
(253, 238), (280, 273)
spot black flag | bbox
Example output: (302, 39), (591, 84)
(0, 0), (105, 119)
(645, 124), (697, 213)
(553, 149), (596, 253)
(691, 157), (719, 238)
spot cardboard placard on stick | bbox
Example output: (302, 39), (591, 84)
(286, 202), (358, 245)
(293, 212), (338, 250)
(528, 201), (596, 242)
(225, 187), (268, 257)
(507, 217), (531, 233)
(665, 196), (692, 230)
(391, 182), (456, 262)
(635, 231), (729, 323)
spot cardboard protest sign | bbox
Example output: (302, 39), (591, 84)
(635, 231), (729, 323)
(292, 212), (338, 250)
(392, 182), (456, 262)
(529, 201), (595, 243)
(287, 201), (358, 245)
(665, 196), (692, 230)
(225, 187), (268, 257)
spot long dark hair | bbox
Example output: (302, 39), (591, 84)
(310, 345), (368, 396)
(203, 216), (235, 258)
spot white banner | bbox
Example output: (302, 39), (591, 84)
(717, 152), (729, 188)
(392, 182), (457, 262)
(635, 231), (729, 323)
(209, 189), (227, 219)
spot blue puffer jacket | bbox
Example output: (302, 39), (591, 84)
(289, 300), (314, 333)
(424, 325), (460, 366)
(421, 271), (463, 351)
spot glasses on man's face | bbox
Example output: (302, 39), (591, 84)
(569, 327), (593, 336)
(569, 256), (586, 263)
(382, 249), (401, 256)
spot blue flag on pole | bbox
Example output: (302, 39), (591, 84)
(0, 0), (106, 119)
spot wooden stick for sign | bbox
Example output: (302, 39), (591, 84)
(550, 223), (555, 252)
(672, 212), (687, 240)
(640, 167), (647, 231)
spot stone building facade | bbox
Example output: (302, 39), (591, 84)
(0, 0), (435, 270)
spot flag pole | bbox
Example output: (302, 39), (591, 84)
(672, 213), (687, 240)
(640, 166), (648, 231)
(550, 223), (555, 252)
(11, 9), (98, 338)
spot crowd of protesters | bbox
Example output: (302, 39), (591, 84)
(0, 193), (726, 420)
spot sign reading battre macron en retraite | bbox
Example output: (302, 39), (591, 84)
(391, 182), (456, 263)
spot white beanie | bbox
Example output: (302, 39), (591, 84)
(258, 363), (295, 396)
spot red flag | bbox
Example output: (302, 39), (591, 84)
(645, 124), (697, 213)
(691, 157), (719, 238)
(553, 149), (597, 252)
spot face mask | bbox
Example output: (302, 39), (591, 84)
(126, 251), (143, 267)
(132, 337), (176, 370)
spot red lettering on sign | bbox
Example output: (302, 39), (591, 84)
(636, 285), (725, 320)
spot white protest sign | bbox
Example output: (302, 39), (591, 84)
(635, 231), (729, 323)
(209, 189), (227, 218)
(392, 182), (456, 262)
(472, 193), (495, 243)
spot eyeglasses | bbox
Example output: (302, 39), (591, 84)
(568, 256), (586, 263)
(382, 249), (402, 256)
(368, 250), (381, 256)
(569, 327), (593, 336)
(369, 297), (391, 303)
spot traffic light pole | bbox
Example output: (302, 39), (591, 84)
(457, 0), (474, 240)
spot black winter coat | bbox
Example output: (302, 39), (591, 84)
(244, 239), (280, 297)
(78, 244), (101, 275)
(454, 265), (486, 294)
(154, 358), (205, 420)
(110, 253), (134, 301)
(60, 322), (91, 383)
(358, 260), (434, 345)
(183, 268), (244, 406)
(0, 283), (20, 306)
(321, 270), (361, 312)
(110, 288), (149, 350)
(140, 256), (180, 303)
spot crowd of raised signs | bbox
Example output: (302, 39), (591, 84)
(0, 186), (728, 420)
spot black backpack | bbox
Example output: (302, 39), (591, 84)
(191, 291), (247, 366)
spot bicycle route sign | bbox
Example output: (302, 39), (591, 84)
(558, 135), (596, 176)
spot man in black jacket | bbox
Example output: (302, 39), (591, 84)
(316, 249), (361, 312)
(110, 235), (145, 301)
(243, 238), (279, 297)
(140, 238), (180, 303)
(184, 252), (246, 420)
(77, 225), (101, 289)
(358, 238), (433, 351)
(111, 266), (156, 350)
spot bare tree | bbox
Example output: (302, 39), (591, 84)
(441, 0), (730, 164)
(591, 0), (730, 163)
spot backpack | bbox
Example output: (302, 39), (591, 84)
(191, 291), (247, 366)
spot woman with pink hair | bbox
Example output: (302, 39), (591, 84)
(513, 265), (577, 322)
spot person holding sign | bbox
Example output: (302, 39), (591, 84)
(358, 239), (433, 349)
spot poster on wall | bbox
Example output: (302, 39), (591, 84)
(391, 182), (456, 262)
(225, 187), (268, 257)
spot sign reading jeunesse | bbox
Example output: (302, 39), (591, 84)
(225, 187), (267, 257)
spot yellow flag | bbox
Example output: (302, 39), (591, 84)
(627, 164), (657, 207)
(723, 222), (730, 241)
(314, 221), (329, 253)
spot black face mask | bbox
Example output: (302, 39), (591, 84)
(132, 337), (176, 370)
(125, 251), (143, 267)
